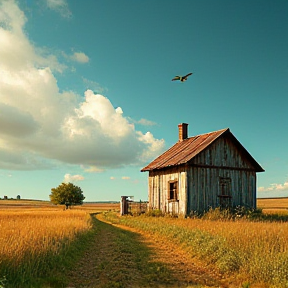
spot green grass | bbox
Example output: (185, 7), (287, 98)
(102, 210), (288, 288)
(92, 217), (173, 287)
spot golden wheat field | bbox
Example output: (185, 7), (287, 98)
(0, 201), (119, 287)
(0, 201), (119, 264)
(257, 198), (288, 215)
(0, 209), (91, 265)
(0, 198), (288, 287)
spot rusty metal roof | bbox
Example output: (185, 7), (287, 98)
(141, 128), (264, 172)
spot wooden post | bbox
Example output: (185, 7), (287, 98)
(120, 196), (129, 215)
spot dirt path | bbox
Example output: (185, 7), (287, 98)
(66, 215), (227, 288)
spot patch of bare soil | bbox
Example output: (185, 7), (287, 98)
(66, 215), (227, 288)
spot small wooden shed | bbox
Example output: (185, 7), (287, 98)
(141, 123), (264, 216)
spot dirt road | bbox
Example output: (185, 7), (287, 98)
(66, 215), (226, 288)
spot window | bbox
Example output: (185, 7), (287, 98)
(218, 177), (232, 208)
(168, 180), (178, 201)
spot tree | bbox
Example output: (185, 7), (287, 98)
(50, 182), (85, 209)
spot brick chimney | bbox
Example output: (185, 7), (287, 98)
(178, 123), (188, 142)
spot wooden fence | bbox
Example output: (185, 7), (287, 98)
(128, 200), (148, 215)
(120, 196), (148, 215)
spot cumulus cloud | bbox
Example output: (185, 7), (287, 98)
(70, 52), (89, 63)
(46, 0), (72, 18)
(258, 180), (288, 193)
(0, 103), (39, 137)
(0, 1), (165, 171)
(0, 1), (65, 73)
(64, 173), (84, 183)
(136, 131), (165, 161)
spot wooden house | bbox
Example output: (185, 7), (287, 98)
(141, 123), (264, 216)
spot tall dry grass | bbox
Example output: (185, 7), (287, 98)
(0, 208), (93, 287)
(257, 197), (288, 209)
(103, 211), (288, 288)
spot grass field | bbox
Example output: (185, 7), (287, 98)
(0, 200), (119, 288)
(103, 198), (288, 288)
(1, 197), (285, 211)
(257, 197), (288, 209)
(0, 199), (120, 211)
(0, 198), (288, 287)
(257, 197), (288, 216)
(0, 209), (93, 287)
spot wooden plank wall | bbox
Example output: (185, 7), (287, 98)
(191, 135), (255, 169)
(148, 167), (187, 215)
(187, 167), (256, 214)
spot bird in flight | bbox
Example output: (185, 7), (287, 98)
(172, 72), (193, 82)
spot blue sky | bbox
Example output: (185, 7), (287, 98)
(0, 0), (287, 201)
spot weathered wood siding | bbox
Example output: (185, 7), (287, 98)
(186, 167), (256, 214)
(190, 135), (256, 170)
(148, 167), (187, 216)
(186, 135), (257, 213)
(147, 134), (258, 215)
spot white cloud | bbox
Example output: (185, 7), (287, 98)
(46, 0), (72, 18)
(115, 107), (123, 114)
(0, 1), (165, 171)
(128, 117), (157, 126)
(0, 1), (65, 73)
(64, 173), (84, 183)
(137, 118), (157, 126)
(0, 103), (39, 137)
(258, 181), (288, 193)
(81, 165), (104, 173)
(70, 52), (89, 63)
(122, 176), (130, 180)
(136, 131), (165, 161)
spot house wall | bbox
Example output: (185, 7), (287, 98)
(190, 134), (256, 170)
(147, 135), (258, 215)
(186, 135), (257, 213)
(148, 166), (188, 216)
(186, 166), (256, 214)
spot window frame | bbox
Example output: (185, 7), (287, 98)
(168, 180), (178, 201)
(218, 177), (232, 208)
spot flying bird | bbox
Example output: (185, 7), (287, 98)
(172, 72), (193, 82)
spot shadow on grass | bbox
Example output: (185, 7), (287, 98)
(2, 216), (98, 288)
(66, 215), (206, 288)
